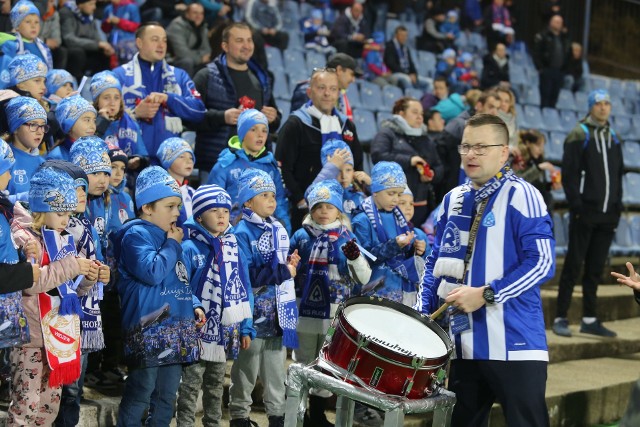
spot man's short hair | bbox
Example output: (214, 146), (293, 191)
(136, 22), (163, 39)
(425, 109), (441, 122)
(433, 76), (449, 88)
(222, 22), (251, 43)
(465, 113), (509, 145)
(395, 25), (407, 35)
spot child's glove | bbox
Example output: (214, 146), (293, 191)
(342, 239), (361, 260)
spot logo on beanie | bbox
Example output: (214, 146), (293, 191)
(43, 190), (75, 210)
(381, 174), (401, 187)
(167, 179), (181, 194)
(249, 176), (274, 193)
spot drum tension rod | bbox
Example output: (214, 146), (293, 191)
(346, 333), (370, 378)
(402, 356), (426, 396)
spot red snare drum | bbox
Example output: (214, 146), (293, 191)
(319, 297), (452, 399)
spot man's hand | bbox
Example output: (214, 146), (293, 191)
(201, 53), (211, 64)
(76, 258), (93, 276)
(410, 73), (418, 84)
(445, 286), (486, 313)
(98, 41), (115, 56)
(135, 98), (161, 120)
(175, 3), (187, 11)
(224, 108), (242, 125)
(46, 38), (59, 49)
(241, 335), (251, 350)
(218, 4), (231, 16)
(108, 15), (120, 25)
(354, 171), (371, 185)
(396, 231), (415, 248)
(147, 93), (168, 104)
(128, 157), (141, 170)
(411, 156), (427, 167)
(611, 262), (640, 291)
(85, 260), (99, 281)
(261, 106), (278, 123)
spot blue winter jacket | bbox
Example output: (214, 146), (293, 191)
(103, 115), (147, 157)
(114, 218), (201, 368)
(181, 218), (256, 339)
(86, 195), (110, 261)
(7, 147), (44, 203)
(105, 180), (135, 271)
(207, 137), (291, 233)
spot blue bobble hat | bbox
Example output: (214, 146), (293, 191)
(192, 184), (232, 219)
(306, 179), (344, 212)
(8, 54), (48, 87)
(237, 109), (268, 143)
(370, 161), (407, 193)
(402, 184), (413, 197)
(447, 10), (459, 20)
(588, 89), (611, 111)
(372, 31), (385, 44)
(442, 48), (456, 60)
(0, 138), (15, 176)
(459, 52), (473, 63)
(55, 95), (97, 134)
(6, 96), (47, 133)
(10, 0), (40, 30)
(89, 71), (122, 101)
(320, 138), (353, 166)
(237, 168), (276, 207)
(46, 69), (77, 97)
(70, 136), (111, 175)
(29, 167), (78, 213)
(310, 9), (323, 20)
(40, 159), (89, 194)
(135, 166), (182, 207)
(156, 137), (195, 170)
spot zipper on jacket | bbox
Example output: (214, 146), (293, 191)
(580, 170), (585, 194)
(600, 129), (611, 213)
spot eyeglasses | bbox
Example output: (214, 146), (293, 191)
(312, 67), (337, 75)
(458, 144), (505, 156)
(22, 123), (50, 133)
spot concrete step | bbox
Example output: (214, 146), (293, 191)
(541, 285), (640, 326)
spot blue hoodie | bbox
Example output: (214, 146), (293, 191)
(113, 218), (201, 368)
(207, 137), (291, 233)
(181, 218), (256, 340)
(105, 179), (134, 272)
(7, 146), (44, 202)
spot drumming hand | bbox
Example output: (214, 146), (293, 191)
(241, 335), (251, 350)
(341, 239), (361, 260)
(194, 308), (206, 329)
(445, 286), (485, 313)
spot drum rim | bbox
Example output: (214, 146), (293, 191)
(340, 296), (453, 357)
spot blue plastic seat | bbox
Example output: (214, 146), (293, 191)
(611, 98), (630, 117)
(382, 85), (404, 109)
(622, 141), (640, 169)
(272, 75), (290, 100)
(611, 215), (635, 256)
(376, 111), (393, 129)
(546, 132), (565, 163)
(574, 91), (589, 115)
(614, 116), (632, 138)
(404, 87), (424, 100)
(630, 215), (640, 252)
(623, 80), (639, 101)
(265, 46), (284, 73)
(559, 110), (577, 133)
(553, 212), (567, 255)
(509, 63), (527, 86)
(523, 86), (541, 107)
(523, 105), (544, 130)
(345, 82), (362, 109)
(283, 49), (306, 73)
(277, 100), (291, 131)
(306, 51), (326, 74)
(556, 89), (577, 111)
(417, 50), (437, 78)
(359, 81), (384, 112)
(609, 79), (624, 99)
(623, 173), (640, 205)
(541, 108), (564, 132)
(352, 108), (377, 145)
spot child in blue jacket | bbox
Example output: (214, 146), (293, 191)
(5, 97), (46, 203)
(352, 161), (425, 306)
(228, 168), (300, 427)
(176, 185), (254, 427)
(207, 109), (291, 233)
(45, 70), (77, 111)
(114, 166), (203, 426)
(48, 95), (98, 161)
(2, 1), (53, 68)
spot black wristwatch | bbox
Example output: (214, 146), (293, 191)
(483, 285), (495, 304)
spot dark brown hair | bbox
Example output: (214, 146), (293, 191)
(392, 96), (419, 115)
(465, 113), (509, 145)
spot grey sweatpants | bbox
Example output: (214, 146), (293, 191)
(228, 337), (286, 419)
(175, 360), (227, 427)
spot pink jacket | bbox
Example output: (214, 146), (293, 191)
(10, 203), (95, 348)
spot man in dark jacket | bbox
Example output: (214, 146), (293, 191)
(480, 42), (509, 89)
(553, 90), (624, 339)
(167, 3), (211, 77)
(330, 2), (369, 58)
(532, 14), (570, 108)
(276, 69), (363, 230)
(192, 22), (280, 179)
(384, 25), (429, 91)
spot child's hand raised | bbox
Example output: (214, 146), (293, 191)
(167, 224), (184, 244)
(328, 148), (351, 169)
(354, 171), (371, 185)
(194, 308), (206, 329)
(288, 249), (300, 268)
(414, 239), (427, 256)
(396, 231), (414, 248)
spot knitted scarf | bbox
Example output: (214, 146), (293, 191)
(298, 219), (344, 333)
(306, 102), (342, 144)
(14, 33), (54, 70)
(66, 215), (105, 352)
(242, 208), (298, 348)
(189, 226), (252, 362)
(434, 165), (513, 298)
(41, 227), (82, 316)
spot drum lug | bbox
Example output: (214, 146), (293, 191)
(402, 378), (414, 396)
(346, 357), (359, 375)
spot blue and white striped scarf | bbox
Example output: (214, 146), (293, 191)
(41, 227), (82, 317)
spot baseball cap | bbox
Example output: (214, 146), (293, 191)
(326, 53), (364, 77)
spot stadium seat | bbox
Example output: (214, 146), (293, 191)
(454, 32), (469, 51)
(609, 79), (624, 99)
(541, 108), (564, 132)
(523, 86), (541, 106)
(468, 32), (486, 53)
(559, 110), (577, 133)
(385, 19), (401, 40)
(611, 215), (636, 256)
(574, 91), (589, 115)
(553, 212), (567, 255)
(556, 89), (577, 111)
(265, 46), (284, 73)
(611, 98), (630, 117)
(622, 98), (636, 115)
(509, 63), (527, 86)
(546, 132), (565, 163)
(623, 173), (640, 205)
(345, 82), (362, 109)
(524, 66), (539, 86)
(283, 49), (306, 72)
(376, 111), (393, 129)
(359, 81), (384, 112)
(272, 75), (290, 101)
(588, 75), (609, 91)
(286, 31), (304, 50)
(623, 80), (639, 101)
(277, 100), (291, 131)
(416, 50), (437, 78)
(613, 116), (632, 138)
(305, 51), (326, 74)
(286, 67), (308, 87)
(404, 87), (424, 100)
(382, 85), (404, 109)
(628, 118), (640, 140)
(523, 105), (544, 130)
(622, 141), (640, 169)
(630, 215), (640, 250)
(352, 108), (377, 145)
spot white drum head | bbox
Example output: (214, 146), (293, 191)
(343, 304), (448, 359)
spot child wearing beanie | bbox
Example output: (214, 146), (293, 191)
(8, 166), (94, 425)
(156, 137), (195, 233)
(113, 166), (202, 426)
(5, 96), (47, 202)
(175, 184), (253, 427)
(3, 54), (48, 106)
(48, 95), (98, 161)
(2, 1), (54, 68)
(352, 161), (425, 305)
(229, 168), (300, 427)
(208, 108), (291, 232)
(45, 69), (77, 110)
(398, 185), (429, 257)
(290, 179), (371, 426)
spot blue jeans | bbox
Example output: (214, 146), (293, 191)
(116, 364), (182, 427)
(54, 353), (88, 427)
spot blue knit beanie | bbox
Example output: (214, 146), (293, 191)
(156, 137), (195, 170)
(320, 138), (353, 166)
(55, 95), (97, 134)
(442, 48), (456, 60)
(6, 96), (47, 133)
(306, 179), (344, 212)
(46, 69), (77, 97)
(370, 161), (407, 193)
(70, 136), (111, 175)
(588, 89), (611, 111)
(237, 109), (268, 143)
(135, 166), (182, 207)
(237, 168), (276, 207)
(10, 0), (40, 30)
(192, 184), (232, 218)
(29, 167), (78, 213)
(89, 71), (122, 101)
(0, 139), (15, 176)
(39, 159), (89, 194)
(8, 54), (48, 87)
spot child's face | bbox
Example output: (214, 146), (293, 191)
(338, 164), (354, 188)
(311, 202), (340, 225)
(55, 83), (74, 99)
(87, 172), (109, 196)
(69, 112), (96, 139)
(144, 196), (182, 232)
(0, 170), (11, 191)
(98, 88), (122, 119)
(397, 194), (414, 221)
(78, 0), (97, 15)
(198, 207), (230, 236)
(169, 152), (194, 181)
(110, 161), (126, 188)
(245, 192), (276, 218)
(242, 124), (268, 156)
(16, 77), (46, 101)
(445, 57), (456, 66)
(44, 211), (72, 232)
(14, 119), (47, 151)
(527, 141), (544, 159)
(75, 187), (87, 213)
(17, 14), (40, 40)
(497, 91), (511, 113)
(373, 188), (403, 212)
